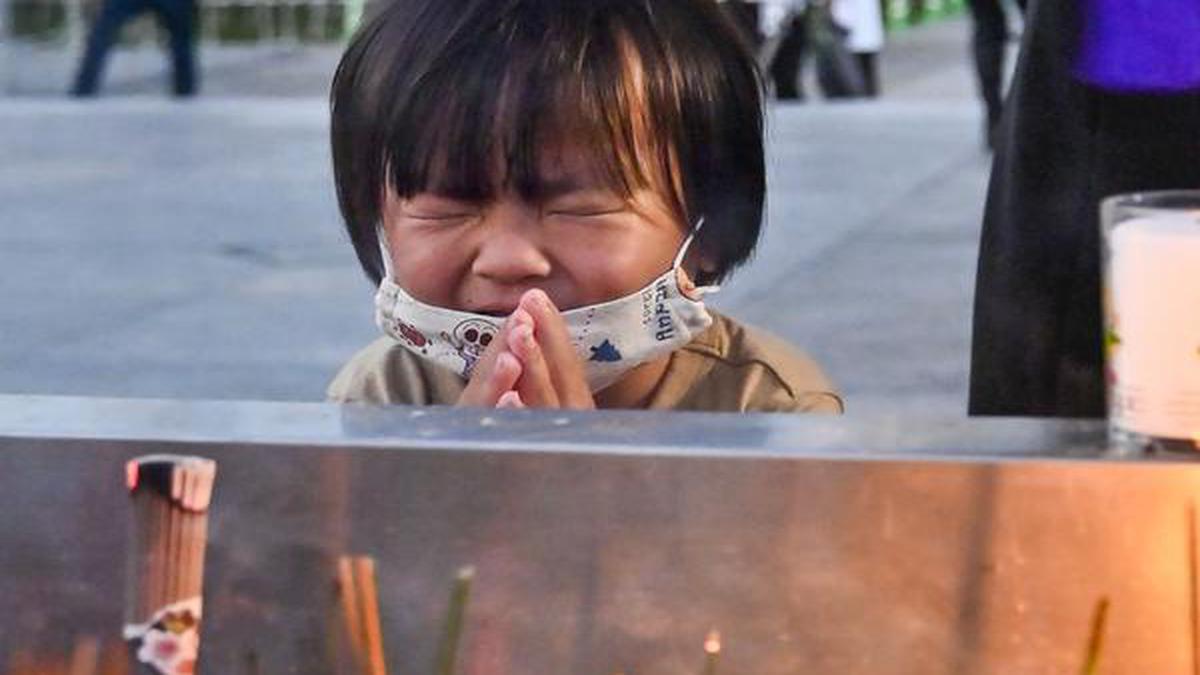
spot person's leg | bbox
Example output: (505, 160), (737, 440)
(769, 12), (809, 101)
(152, 0), (198, 95)
(855, 52), (879, 97)
(965, 0), (1009, 146)
(70, 0), (141, 96)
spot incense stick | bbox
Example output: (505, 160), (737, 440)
(434, 566), (475, 675)
(68, 636), (101, 675)
(702, 629), (721, 675)
(336, 555), (390, 674)
(124, 455), (216, 675)
(337, 556), (367, 672)
(1190, 501), (1198, 675)
(355, 557), (389, 675)
(1080, 597), (1110, 675)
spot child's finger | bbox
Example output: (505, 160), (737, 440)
(496, 390), (525, 409)
(456, 312), (526, 405)
(507, 321), (560, 408)
(519, 290), (593, 409)
(458, 351), (521, 407)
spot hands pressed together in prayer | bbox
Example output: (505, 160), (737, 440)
(457, 289), (596, 410)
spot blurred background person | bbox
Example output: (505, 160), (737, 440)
(833, 0), (885, 97)
(964, 0), (1025, 149)
(70, 0), (198, 96)
(760, 0), (873, 100)
(762, 0), (809, 100)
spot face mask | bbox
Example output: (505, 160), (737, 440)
(374, 220), (718, 392)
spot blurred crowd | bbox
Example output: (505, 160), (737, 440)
(723, 0), (885, 101)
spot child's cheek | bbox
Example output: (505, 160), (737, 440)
(390, 234), (471, 306)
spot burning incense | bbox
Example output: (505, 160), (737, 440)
(1080, 597), (1110, 675)
(702, 629), (721, 675)
(435, 566), (476, 675)
(123, 455), (216, 675)
(335, 555), (389, 675)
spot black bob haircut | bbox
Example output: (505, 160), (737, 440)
(331, 0), (765, 285)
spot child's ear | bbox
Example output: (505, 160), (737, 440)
(694, 237), (720, 280)
(681, 236), (718, 280)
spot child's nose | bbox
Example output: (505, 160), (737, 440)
(470, 208), (552, 284)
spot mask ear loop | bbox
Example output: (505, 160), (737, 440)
(672, 217), (721, 295)
(376, 225), (395, 280)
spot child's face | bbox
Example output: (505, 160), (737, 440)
(381, 142), (690, 314)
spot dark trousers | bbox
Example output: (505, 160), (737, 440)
(769, 11), (876, 100)
(71, 0), (197, 96)
(965, 0), (1025, 135)
(769, 12), (809, 100)
(856, 52), (879, 98)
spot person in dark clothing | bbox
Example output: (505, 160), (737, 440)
(767, 2), (869, 101)
(769, 9), (810, 100)
(71, 0), (197, 96)
(964, 0), (1025, 149)
(969, 0), (1200, 417)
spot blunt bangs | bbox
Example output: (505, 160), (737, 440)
(332, 0), (765, 285)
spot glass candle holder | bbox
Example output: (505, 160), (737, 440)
(1102, 191), (1200, 454)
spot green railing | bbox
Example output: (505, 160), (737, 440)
(885, 0), (967, 29)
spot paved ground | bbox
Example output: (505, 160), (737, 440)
(0, 16), (1002, 414)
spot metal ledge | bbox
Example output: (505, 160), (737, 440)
(0, 394), (1113, 462)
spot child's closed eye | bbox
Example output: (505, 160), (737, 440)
(544, 196), (628, 219)
(401, 196), (480, 222)
(547, 207), (625, 218)
(408, 211), (476, 222)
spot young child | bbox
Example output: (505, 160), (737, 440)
(327, 0), (842, 413)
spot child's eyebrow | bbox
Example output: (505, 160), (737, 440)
(536, 176), (616, 201)
(423, 186), (487, 203)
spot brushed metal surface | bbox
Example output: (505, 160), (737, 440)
(1, 396), (1195, 673)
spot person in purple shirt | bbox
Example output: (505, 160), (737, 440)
(970, 0), (1200, 417)
(1075, 0), (1200, 93)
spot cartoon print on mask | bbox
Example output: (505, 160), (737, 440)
(442, 318), (498, 376)
(589, 339), (623, 363)
(388, 317), (430, 353)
